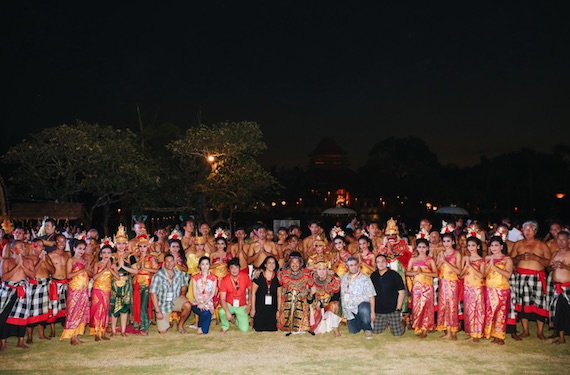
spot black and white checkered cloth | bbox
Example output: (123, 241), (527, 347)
(28, 278), (50, 323)
(514, 270), (548, 313)
(372, 311), (405, 336)
(0, 280), (30, 324)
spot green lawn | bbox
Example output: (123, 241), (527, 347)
(1, 323), (568, 375)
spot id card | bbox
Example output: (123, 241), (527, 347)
(166, 292), (174, 302)
(264, 295), (272, 305)
(233, 299), (240, 308)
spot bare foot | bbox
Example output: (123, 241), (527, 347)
(537, 333), (547, 341)
(551, 338), (566, 345)
(450, 333), (457, 341)
(520, 331), (530, 338)
(197, 328), (203, 335)
(101, 335), (110, 340)
(95, 336), (101, 342)
(78, 339), (85, 344)
(494, 339), (505, 345)
(71, 338), (80, 345)
(16, 343), (30, 349)
(547, 331), (557, 339)
(0, 343), (6, 351)
(511, 333), (522, 341)
(419, 331), (427, 338)
(26, 338), (33, 344)
(439, 333), (450, 339)
(38, 335), (51, 341)
(140, 330), (148, 336)
(120, 332), (127, 337)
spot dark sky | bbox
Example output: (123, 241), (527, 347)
(6, 2), (570, 169)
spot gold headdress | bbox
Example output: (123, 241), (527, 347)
(136, 233), (149, 246)
(194, 235), (207, 245)
(114, 224), (129, 243)
(314, 235), (326, 246)
(385, 218), (399, 236)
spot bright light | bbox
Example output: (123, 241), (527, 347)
(271, 202), (277, 207)
(426, 202), (432, 209)
(556, 193), (566, 199)
(281, 200), (286, 206)
(207, 155), (216, 163)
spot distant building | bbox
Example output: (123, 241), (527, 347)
(307, 137), (356, 206)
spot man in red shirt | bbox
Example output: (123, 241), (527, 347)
(219, 257), (252, 332)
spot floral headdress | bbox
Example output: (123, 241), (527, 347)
(440, 220), (453, 234)
(465, 225), (483, 240)
(74, 231), (87, 241)
(168, 229), (182, 241)
(100, 236), (115, 249)
(360, 229), (370, 238)
(330, 226), (345, 239)
(214, 228), (228, 240)
(415, 228), (430, 240)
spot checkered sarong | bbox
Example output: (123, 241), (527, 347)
(372, 311), (405, 336)
(27, 278), (50, 326)
(47, 279), (68, 323)
(514, 268), (548, 318)
(0, 280), (30, 326)
(547, 274), (570, 326)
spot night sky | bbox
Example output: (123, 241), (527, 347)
(6, 2), (570, 169)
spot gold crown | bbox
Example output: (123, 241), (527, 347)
(194, 236), (207, 245)
(114, 224), (129, 243)
(136, 233), (149, 245)
(385, 218), (399, 236)
(314, 235), (326, 246)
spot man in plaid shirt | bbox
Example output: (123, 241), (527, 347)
(150, 254), (191, 334)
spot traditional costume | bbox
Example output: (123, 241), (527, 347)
(409, 257), (435, 334)
(436, 250), (460, 332)
(463, 258), (485, 339)
(60, 261), (89, 339)
(277, 253), (312, 333)
(484, 257), (511, 340)
(308, 270), (341, 334)
(89, 263), (113, 336)
(0, 280), (30, 340)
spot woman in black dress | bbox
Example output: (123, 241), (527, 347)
(250, 256), (281, 331)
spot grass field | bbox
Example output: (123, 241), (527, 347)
(1, 323), (568, 375)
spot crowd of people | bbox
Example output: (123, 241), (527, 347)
(0, 215), (569, 351)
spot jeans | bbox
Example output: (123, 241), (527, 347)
(191, 305), (213, 334)
(347, 302), (373, 333)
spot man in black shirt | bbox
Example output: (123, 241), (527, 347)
(370, 254), (405, 336)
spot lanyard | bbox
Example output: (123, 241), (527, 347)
(347, 271), (360, 290)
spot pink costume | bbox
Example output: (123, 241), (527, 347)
(437, 251), (460, 332)
(60, 261), (89, 339)
(463, 258), (485, 338)
(89, 266), (113, 336)
(410, 257), (435, 334)
(484, 257), (511, 340)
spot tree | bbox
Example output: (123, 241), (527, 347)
(167, 121), (280, 226)
(2, 121), (158, 232)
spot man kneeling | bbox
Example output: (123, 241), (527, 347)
(150, 254), (191, 334)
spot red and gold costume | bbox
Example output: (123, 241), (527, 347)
(484, 257), (511, 340)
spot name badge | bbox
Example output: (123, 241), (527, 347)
(265, 295), (272, 305)
(233, 299), (240, 308)
(166, 292), (174, 302)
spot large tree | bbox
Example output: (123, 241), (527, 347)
(2, 121), (158, 231)
(167, 121), (280, 226)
